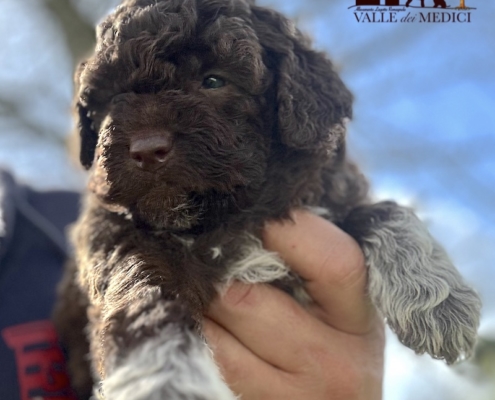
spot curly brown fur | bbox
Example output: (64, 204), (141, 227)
(53, 0), (481, 398)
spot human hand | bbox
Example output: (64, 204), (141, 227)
(203, 210), (385, 400)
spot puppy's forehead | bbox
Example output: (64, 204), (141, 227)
(100, 0), (255, 47)
(91, 0), (265, 94)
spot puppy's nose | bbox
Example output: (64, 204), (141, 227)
(129, 132), (173, 170)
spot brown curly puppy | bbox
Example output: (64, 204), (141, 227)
(53, 0), (481, 399)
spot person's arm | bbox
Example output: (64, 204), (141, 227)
(203, 210), (385, 400)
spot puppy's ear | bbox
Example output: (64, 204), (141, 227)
(251, 6), (352, 150)
(76, 101), (97, 169)
(73, 61), (98, 169)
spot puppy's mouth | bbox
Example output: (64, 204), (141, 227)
(94, 153), (256, 234)
(131, 187), (251, 234)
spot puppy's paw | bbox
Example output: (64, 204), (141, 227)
(386, 278), (481, 364)
(344, 201), (481, 364)
(101, 325), (237, 400)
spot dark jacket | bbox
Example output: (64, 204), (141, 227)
(0, 170), (79, 400)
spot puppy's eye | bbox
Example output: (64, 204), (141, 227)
(202, 76), (226, 89)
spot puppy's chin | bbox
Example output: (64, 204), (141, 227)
(89, 158), (258, 232)
(93, 179), (253, 233)
(132, 192), (200, 232)
(131, 188), (254, 234)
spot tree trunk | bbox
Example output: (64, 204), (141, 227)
(459, 0), (466, 8)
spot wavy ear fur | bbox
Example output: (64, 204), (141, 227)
(251, 6), (353, 150)
(73, 61), (98, 170)
(77, 102), (98, 169)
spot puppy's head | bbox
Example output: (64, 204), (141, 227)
(76, 0), (352, 232)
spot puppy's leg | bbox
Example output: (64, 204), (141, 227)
(83, 261), (236, 400)
(342, 201), (481, 364)
(101, 322), (236, 400)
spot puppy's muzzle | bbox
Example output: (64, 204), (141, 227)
(130, 131), (174, 171)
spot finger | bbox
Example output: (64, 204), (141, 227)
(263, 210), (374, 334)
(203, 318), (288, 399)
(206, 281), (332, 372)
